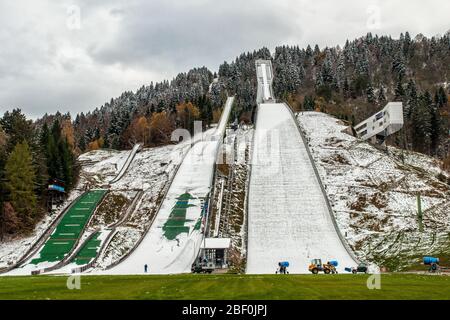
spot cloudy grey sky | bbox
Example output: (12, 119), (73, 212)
(0, 0), (449, 119)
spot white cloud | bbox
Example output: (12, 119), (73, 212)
(0, 0), (449, 118)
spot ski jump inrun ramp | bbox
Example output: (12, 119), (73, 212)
(110, 143), (142, 184)
(247, 60), (357, 274)
(106, 97), (234, 274)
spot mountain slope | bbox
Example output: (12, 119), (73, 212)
(297, 111), (450, 271)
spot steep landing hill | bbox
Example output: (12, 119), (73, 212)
(297, 112), (450, 271)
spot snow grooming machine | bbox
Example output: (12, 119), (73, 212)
(308, 259), (338, 274)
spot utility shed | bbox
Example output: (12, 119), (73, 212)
(198, 238), (231, 270)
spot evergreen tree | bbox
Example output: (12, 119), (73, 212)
(378, 86), (387, 105)
(392, 54), (406, 80)
(429, 104), (441, 155)
(5, 142), (37, 229)
(51, 120), (62, 143)
(40, 123), (50, 147)
(0, 109), (33, 152)
(34, 124), (50, 201)
(78, 135), (86, 151)
(394, 79), (405, 101)
(305, 45), (313, 60)
(403, 31), (412, 57)
(41, 120), (77, 190)
(424, 91), (441, 155)
(411, 92), (432, 153)
(366, 83), (376, 104)
(303, 96), (316, 111)
(46, 128), (61, 180)
(60, 137), (74, 188)
(436, 87), (448, 109)
(405, 79), (418, 119)
(343, 78), (351, 99)
(336, 55), (346, 90)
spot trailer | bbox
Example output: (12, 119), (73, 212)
(345, 263), (368, 274)
(191, 238), (231, 274)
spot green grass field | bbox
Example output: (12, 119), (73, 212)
(1, 274), (450, 300)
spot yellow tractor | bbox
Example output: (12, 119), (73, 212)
(308, 259), (338, 274)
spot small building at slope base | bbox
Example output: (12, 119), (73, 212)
(192, 238), (231, 273)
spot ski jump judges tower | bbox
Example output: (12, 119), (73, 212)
(354, 102), (403, 144)
(255, 60), (275, 104)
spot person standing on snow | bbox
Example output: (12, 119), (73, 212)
(144, 264), (148, 273)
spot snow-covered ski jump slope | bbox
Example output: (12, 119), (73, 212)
(246, 103), (357, 274)
(106, 97), (234, 274)
(247, 60), (356, 274)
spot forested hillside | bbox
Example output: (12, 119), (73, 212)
(70, 67), (226, 151)
(0, 110), (77, 239)
(218, 31), (449, 162)
(66, 31), (449, 162)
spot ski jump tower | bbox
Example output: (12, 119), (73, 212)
(255, 59), (275, 104)
(354, 102), (404, 144)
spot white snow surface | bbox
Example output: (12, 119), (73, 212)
(109, 143), (142, 183)
(246, 103), (356, 274)
(103, 97), (234, 274)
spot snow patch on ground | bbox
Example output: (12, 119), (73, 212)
(297, 111), (450, 271)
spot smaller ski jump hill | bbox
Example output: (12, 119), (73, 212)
(105, 97), (234, 274)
